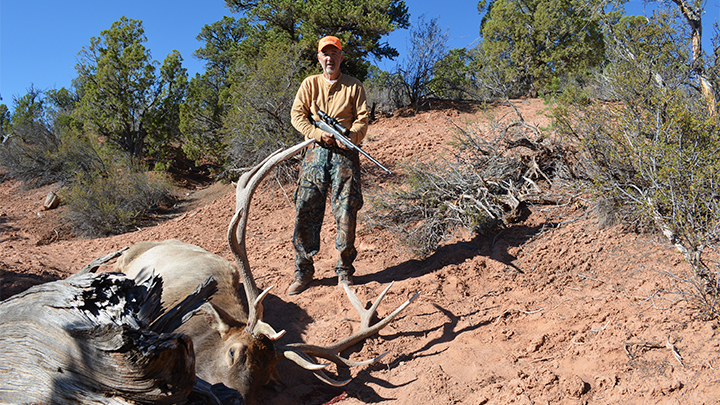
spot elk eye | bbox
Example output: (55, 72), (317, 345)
(227, 344), (247, 366)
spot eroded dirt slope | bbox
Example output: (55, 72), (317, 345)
(1, 99), (718, 405)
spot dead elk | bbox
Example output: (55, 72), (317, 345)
(115, 139), (420, 403)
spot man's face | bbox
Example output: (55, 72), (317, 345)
(318, 45), (343, 80)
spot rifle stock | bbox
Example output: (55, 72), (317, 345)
(311, 109), (392, 174)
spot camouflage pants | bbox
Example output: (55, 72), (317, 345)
(293, 146), (363, 277)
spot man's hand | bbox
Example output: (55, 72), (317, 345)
(321, 131), (335, 146)
(321, 131), (349, 149)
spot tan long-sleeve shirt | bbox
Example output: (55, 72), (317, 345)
(291, 73), (369, 146)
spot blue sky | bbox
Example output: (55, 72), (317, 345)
(1, 0), (718, 111)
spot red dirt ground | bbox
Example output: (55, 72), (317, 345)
(2, 99), (719, 405)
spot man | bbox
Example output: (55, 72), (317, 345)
(287, 35), (369, 295)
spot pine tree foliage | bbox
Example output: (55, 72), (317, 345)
(75, 17), (187, 160)
(479, 0), (606, 93)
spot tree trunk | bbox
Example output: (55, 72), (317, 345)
(673, 0), (716, 114)
(0, 270), (219, 404)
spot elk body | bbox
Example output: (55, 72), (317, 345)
(114, 139), (419, 403)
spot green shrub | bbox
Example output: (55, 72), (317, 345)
(0, 122), (103, 187)
(431, 51), (468, 100)
(364, 66), (407, 116)
(63, 163), (173, 237)
(552, 6), (720, 317)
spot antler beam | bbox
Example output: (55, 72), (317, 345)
(227, 139), (315, 338)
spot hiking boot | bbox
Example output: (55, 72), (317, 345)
(288, 273), (313, 296)
(337, 273), (353, 288)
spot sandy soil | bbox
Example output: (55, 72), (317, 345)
(2, 99), (719, 405)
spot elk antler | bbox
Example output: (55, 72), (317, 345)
(227, 139), (315, 339)
(278, 282), (420, 386)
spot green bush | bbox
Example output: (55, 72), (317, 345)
(0, 87), (104, 187)
(63, 162), (174, 237)
(179, 71), (227, 168)
(430, 48), (480, 101)
(1, 87), (176, 238)
(552, 6), (720, 317)
(0, 121), (103, 187)
(364, 66), (407, 116)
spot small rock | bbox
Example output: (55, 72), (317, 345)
(43, 191), (60, 210)
(561, 374), (587, 398)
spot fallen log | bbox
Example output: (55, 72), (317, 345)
(0, 268), (219, 404)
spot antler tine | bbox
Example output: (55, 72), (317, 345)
(280, 344), (389, 368)
(277, 347), (354, 386)
(277, 284), (420, 385)
(313, 370), (352, 387)
(250, 286), (286, 340)
(332, 284), (420, 353)
(228, 139), (315, 337)
(279, 347), (330, 370)
(348, 281), (394, 330)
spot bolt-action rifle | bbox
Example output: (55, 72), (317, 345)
(310, 109), (392, 174)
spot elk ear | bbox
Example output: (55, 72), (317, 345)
(200, 303), (231, 338)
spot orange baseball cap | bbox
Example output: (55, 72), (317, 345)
(318, 36), (342, 52)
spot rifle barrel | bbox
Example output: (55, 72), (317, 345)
(312, 110), (392, 174)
